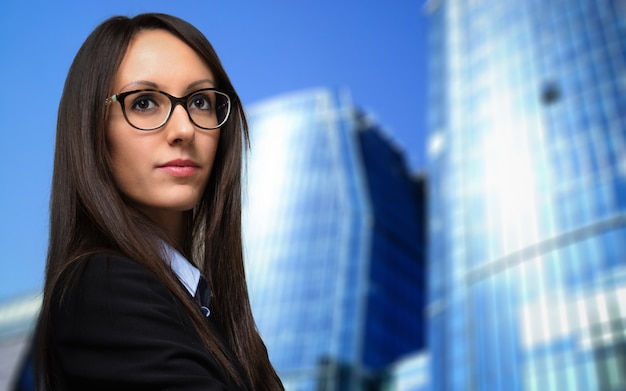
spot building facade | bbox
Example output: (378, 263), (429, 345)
(0, 293), (39, 391)
(243, 88), (426, 390)
(427, 0), (626, 390)
(382, 352), (430, 391)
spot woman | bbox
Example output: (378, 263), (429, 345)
(33, 13), (283, 391)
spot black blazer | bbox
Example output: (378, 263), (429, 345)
(48, 253), (247, 391)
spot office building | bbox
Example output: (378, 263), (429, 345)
(426, 0), (626, 389)
(243, 88), (426, 390)
(382, 352), (430, 391)
(0, 293), (39, 391)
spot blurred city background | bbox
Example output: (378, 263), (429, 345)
(1, 0), (625, 390)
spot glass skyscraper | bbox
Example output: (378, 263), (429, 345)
(383, 352), (430, 391)
(243, 88), (426, 390)
(427, 0), (626, 390)
(0, 293), (39, 391)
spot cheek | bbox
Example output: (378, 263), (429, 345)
(107, 133), (125, 173)
(106, 130), (145, 190)
(200, 133), (221, 170)
(108, 146), (135, 193)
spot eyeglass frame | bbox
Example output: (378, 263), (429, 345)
(105, 88), (231, 131)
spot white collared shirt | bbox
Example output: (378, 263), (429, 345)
(161, 243), (200, 297)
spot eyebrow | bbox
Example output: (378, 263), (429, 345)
(118, 79), (216, 92)
(187, 79), (215, 90)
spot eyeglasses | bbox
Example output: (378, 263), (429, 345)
(106, 88), (231, 131)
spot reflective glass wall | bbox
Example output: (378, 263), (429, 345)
(427, 0), (626, 390)
(383, 352), (430, 391)
(244, 88), (425, 390)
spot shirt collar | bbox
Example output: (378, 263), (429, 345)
(161, 242), (201, 297)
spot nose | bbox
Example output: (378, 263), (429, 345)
(166, 103), (195, 145)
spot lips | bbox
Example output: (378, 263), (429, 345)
(157, 159), (200, 177)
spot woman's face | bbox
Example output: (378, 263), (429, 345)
(107, 29), (220, 228)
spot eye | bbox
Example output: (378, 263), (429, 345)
(188, 92), (214, 111)
(129, 93), (159, 113)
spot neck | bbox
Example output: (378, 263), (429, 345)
(139, 208), (186, 250)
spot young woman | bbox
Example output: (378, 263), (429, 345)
(33, 13), (283, 391)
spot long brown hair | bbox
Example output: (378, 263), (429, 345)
(34, 13), (282, 390)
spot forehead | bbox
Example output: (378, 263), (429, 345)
(113, 29), (215, 92)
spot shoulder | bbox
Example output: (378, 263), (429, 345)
(69, 252), (162, 285)
(56, 252), (177, 314)
(52, 252), (189, 327)
(49, 253), (236, 390)
(49, 251), (203, 354)
(61, 252), (157, 285)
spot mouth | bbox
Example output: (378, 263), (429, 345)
(157, 159), (200, 177)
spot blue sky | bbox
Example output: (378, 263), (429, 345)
(0, 1), (428, 299)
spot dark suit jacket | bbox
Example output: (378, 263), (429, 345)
(49, 253), (247, 391)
